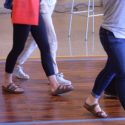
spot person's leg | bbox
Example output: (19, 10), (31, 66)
(84, 27), (116, 118)
(104, 77), (117, 98)
(84, 58), (115, 118)
(87, 28), (116, 95)
(13, 4), (71, 85)
(41, 4), (72, 85)
(102, 37), (125, 109)
(97, 30), (125, 109)
(16, 36), (37, 65)
(14, 38), (37, 79)
(30, 14), (73, 95)
(3, 24), (30, 93)
(41, 5), (58, 73)
(111, 44), (125, 109)
(84, 28), (125, 117)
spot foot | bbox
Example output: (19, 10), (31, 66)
(56, 73), (72, 85)
(2, 83), (24, 94)
(51, 84), (74, 96)
(84, 102), (108, 118)
(104, 91), (118, 99)
(13, 65), (30, 80)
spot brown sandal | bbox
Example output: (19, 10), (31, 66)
(52, 84), (74, 96)
(84, 102), (108, 118)
(2, 83), (24, 94)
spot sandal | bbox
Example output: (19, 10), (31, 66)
(2, 83), (24, 94)
(52, 84), (74, 96)
(84, 102), (108, 118)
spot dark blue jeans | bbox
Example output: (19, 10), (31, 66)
(105, 76), (117, 95)
(92, 27), (125, 109)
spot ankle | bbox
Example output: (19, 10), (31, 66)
(86, 94), (99, 106)
(4, 72), (13, 85)
(48, 75), (59, 89)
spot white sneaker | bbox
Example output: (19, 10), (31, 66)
(13, 65), (30, 80)
(56, 73), (72, 85)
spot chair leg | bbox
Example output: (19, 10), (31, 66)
(69, 0), (96, 41)
(92, 0), (95, 33)
(68, 0), (75, 37)
(85, 0), (91, 41)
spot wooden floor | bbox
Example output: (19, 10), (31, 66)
(0, 57), (125, 125)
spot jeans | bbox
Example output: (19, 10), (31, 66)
(105, 76), (117, 95)
(92, 27), (125, 109)
(16, 3), (59, 74)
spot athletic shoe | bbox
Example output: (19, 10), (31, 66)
(56, 73), (72, 85)
(13, 65), (30, 80)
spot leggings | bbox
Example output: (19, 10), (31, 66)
(5, 14), (55, 76)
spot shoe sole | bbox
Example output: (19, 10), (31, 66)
(14, 75), (30, 80)
(2, 86), (24, 94)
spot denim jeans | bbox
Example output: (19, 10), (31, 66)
(104, 76), (117, 95)
(92, 27), (125, 109)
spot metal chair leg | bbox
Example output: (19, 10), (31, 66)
(85, 0), (91, 41)
(68, 0), (98, 41)
(68, 0), (75, 37)
(92, 0), (95, 33)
